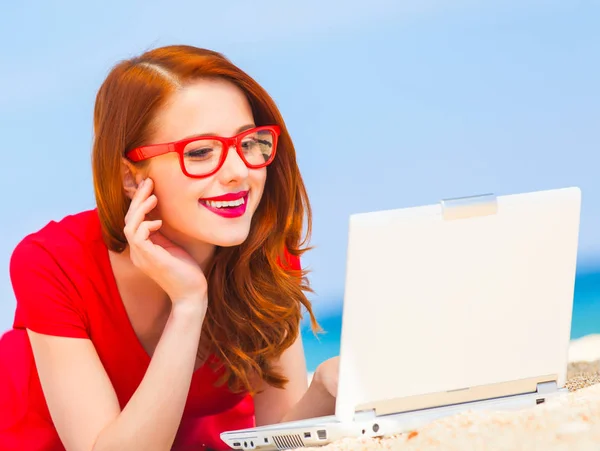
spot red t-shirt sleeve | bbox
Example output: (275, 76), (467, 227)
(10, 238), (89, 339)
(279, 249), (302, 271)
(283, 248), (302, 271)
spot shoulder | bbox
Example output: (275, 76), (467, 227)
(11, 209), (103, 267)
(9, 208), (105, 301)
(9, 209), (104, 337)
(14, 209), (102, 251)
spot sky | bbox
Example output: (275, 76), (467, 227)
(0, 1), (599, 329)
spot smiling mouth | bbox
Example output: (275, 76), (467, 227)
(198, 191), (249, 218)
(200, 197), (246, 209)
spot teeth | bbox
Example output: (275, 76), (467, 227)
(205, 197), (245, 208)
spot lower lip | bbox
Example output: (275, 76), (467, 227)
(199, 195), (248, 218)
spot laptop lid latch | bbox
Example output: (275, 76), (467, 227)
(441, 193), (498, 220)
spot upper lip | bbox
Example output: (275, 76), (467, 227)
(199, 190), (249, 202)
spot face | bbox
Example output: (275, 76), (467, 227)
(131, 78), (268, 251)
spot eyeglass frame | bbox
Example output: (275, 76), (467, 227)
(125, 125), (281, 178)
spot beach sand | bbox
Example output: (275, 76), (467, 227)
(297, 337), (600, 450)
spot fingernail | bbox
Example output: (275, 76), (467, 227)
(139, 179), (145, 188)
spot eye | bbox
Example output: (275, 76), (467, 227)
(241, 138), (260, 151)
(184, 147), (213, 159)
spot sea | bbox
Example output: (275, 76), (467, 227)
(300, 268), (600, 373)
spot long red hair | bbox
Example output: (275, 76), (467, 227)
(91, 45), (318, 393)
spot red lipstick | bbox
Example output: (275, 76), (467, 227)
(199, 191), (249, 219)
(200, 190), (248, 202)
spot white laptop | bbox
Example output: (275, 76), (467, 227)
(220, 186), (581, 450)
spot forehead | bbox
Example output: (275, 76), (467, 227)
(151, 78), (255, 143)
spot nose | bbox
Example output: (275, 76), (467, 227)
(218, 144), (249, 183)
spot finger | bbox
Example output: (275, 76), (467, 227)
(129, 193), (158, 227)
(130, 220), (168, 266)
(124, 178), (154, 224)
(129, 219), (162, 259)
(124, 177), (153, 225)
(135, 219), (163, 244)
(124, 194), (158, 241)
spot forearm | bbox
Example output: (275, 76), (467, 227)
(93, 301), (205, 451)
(280, 377), (336, 423)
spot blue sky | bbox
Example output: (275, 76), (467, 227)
(0, 1), (598, 329)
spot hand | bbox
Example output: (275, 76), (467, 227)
(313, 356), (339, 399)
(123, 177), (208, 307)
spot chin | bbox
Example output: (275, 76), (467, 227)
(198, 207), (258, 248)
(209, 230), (251, 247)
(198, 220), (252, 247)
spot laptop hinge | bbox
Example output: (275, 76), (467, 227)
(352, 409), (377, 422)
(354, 374), (558, 417)
(536, 380), (558, 395)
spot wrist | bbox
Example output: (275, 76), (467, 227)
(171, 296), (207, 317)
(168, 284), (208, 306)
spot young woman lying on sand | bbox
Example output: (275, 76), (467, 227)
(0, 45), (339, 451)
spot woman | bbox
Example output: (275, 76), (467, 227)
(0, 45), (339, 451)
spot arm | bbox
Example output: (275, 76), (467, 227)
(29, 300), (205, 451)
(253, 332), (336, 426)
(17, 178), (209, 450)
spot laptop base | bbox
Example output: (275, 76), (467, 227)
(221, 384), (565, 450)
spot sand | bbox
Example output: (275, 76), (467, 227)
(294, 361), (600, 451)
(295, 337), (600, 450)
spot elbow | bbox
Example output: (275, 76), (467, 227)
(89, 422), (129, 451)
(90, 428), (175, 451)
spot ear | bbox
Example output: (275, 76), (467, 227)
(121, 158), (145, 200)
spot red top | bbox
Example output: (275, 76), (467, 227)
(0, 209), (300, 451)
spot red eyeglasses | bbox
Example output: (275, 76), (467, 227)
(125, 125), (280, 178)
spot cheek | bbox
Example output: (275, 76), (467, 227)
(150, 171), (200, 215)
(252, 169), (268, 193)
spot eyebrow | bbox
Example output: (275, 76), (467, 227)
(182, 124), (256, 140)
